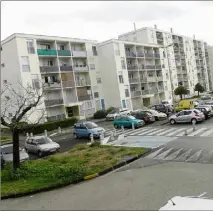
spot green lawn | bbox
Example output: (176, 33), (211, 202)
(1, 144), (148, 197)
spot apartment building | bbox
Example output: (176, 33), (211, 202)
(118, 26), (212, 94)
(207, 45), (213, 90)
(98, 39), (171, 110)
(1, 33), (105, 123)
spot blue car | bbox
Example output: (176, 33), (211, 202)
(73, 121), (105, 139)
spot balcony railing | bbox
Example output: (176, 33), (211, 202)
(40, 66), (59, 73)
(145, 53), (154, 58)
(140, 78), (148, 83)
(58, 50), (71, 56)
(47, 114), (66, 122)
(129, 78), (139, 84)
(73, 65), (89, 72)
(146, 65), (155, 70)
(150, 88), (158, 94)
(126, 52), (137, 57)
(158, 88), (164, 93)
(60, 66), (73, 71)
(156, 76), (163, 81)
(154, 54), (160, 58)
(76, 80), (91, 86)
(72, 51), (87, 57)
(43, 82), (61, 90)
(127, 65), (138, 71)
(131, 91), (142, 97)
(78, 95), (92, 101)
(137, 52), (145, 57)
(142, 90), (150, 95)
(138, 65), (145, 70)
(37, 49), (57, 56)
(45, 99), (63, 107)
(61, 80), (75, 88)
(147, 77), (156, 82)
(155, 65), (162, 70)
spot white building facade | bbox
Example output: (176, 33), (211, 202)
(1, 33), (106, 122)
(118, 26), (212, 94)
(98, 39), (171, 110)
(207, 45), (213, 91)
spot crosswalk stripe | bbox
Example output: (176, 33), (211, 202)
(166, 128), (185, 136)
(188, 128), (207, 136)
(145, 128), (166, 136)
(177, 128), (193, 136)
(200, 128), (213, 137)
(156, 128), (176, 136)
(137, 128), (160, 136)
(127, 127), (150, 136)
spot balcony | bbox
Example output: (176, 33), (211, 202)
(127, 65), (138, 71)
(43, 82), (62, 90)
(142, 90), (149, 95)
(145, 65), (155, 70)
(76, 80), (91, 87)
(58, 50), (71, 56)
(145, 53), (154, 59)
(47, 114), (66, 122)
(60, 66), (73, 72)
(158, 88), (164, 93)
(78, 95), (92, 101)
(72, 51), (87, 57)
(137, 52), (145, 57)
(140, 78), (148, 83)
(175, 55), (181, 60)
(131, 91), (142, 97)
(37, 49), (57, 56)
(73, 65), (89, 72)
(40, 66), (59, 73)
(155, 65), (162, 70)
(154, 54), (160, 58)
(126, 52), (136, 57)
(173, 38), (179, 43)
(61, 80), (75, 88)
(156, 76), (163, 81)
(138, 65), (145, 71)
(45, 99), (63, 107)
(147, 77), (156, 82)
(129, 78), (139, 84)
(150, 88), (158, 94)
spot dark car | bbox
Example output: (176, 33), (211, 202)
(151, 104), (170, 116)
(196, 107), (211, 119)
(131, 110), (155, 123)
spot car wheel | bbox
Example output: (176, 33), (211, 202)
(114, 124), (119, 129)
(74, 133), (78, 139)
(88, 133), (92, 140)
(191, 118), (197, 124)
(170, 119), (176, 125)
(38, 151), (43, 157)
(155, 116), (159, 121)
(25, 147), (28, 153)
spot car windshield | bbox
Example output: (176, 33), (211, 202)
(128, 116), (136, 120)
(84, 122), (98, 129)
(1, 146), (21, 154)
(36, 137), (53, 145)
(109, 108), (119, 114)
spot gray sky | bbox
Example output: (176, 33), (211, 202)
(1, 1), (213, 45)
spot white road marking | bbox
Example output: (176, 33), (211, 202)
(166, 128), (186, 136)
(156, 128), (176, 136)
(146, 148), (164, 158)
(200, 128), (213, 137)
(145, 128), (166, 136)
(188, 128), (207, 136)
(137, 128), (160, 136)
(186, 150), (203, 162)
(177, 128), (193, 136)
(164, 148), (184, 161)
(175, 149), (192, 162)
(154, 148), (173, 160)
(127, 128), (150, 136)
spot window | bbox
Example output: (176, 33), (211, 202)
(90, 64), (95, 70)
(121, 58), (126, 69)
(86, 101), (92, 109)
(26, 39), (35, 54)
(92, 46), (98, 56)
(1, 47), (2, 51)
(94, 92), (99, 98)
(96, 77), (101, 84)
(60, 45), (65, 50)
(163, 51), (166, 58)
(21, 56), (30, 72)
(119, 75), (124, 83)
(3, 80), (7, 84)
(1, 63), (5, 67)
(32, 79), (40, 89)
(48, 60), (53, 66)
(125, 89), (130, 97)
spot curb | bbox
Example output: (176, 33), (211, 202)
(1, 149), (151, 200)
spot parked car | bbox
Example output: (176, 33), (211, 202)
(150, 104), (170, 116)
(169, 109), (205, 125)
(143, 109), (167, 121)
(106, 108), (131, 121)
(25, 136), (60, 157)
(200, 95), (212, 102)
(197, 104), (213, 116)
(161, 100), (174, 112)
(113, 115), (145, 129)
(131, 110), (155, 123)
(175, 99), (194, 112)
(1, 144), (29, 165)
(195, 106), (211, 119)
(73, 121), (105, 139)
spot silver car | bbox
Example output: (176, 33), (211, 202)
(169, 109), (205, 124)
(1, 144), (29, 165)
(25, 136), (60, 157)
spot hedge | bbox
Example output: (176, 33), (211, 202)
(93, 110), (107, 119)
(23, 117), (78, 135)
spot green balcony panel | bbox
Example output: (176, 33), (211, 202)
(58, 50), (71, 56)
(37, 49), (57, 56)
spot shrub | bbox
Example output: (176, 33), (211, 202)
(23, 117), (78, 135)
(93, 110), (107, 119)
(106, 107), (115, 114)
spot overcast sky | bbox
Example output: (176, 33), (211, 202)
(1, 1), (213, 45)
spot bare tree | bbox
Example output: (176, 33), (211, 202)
(1, 81), (46, 170)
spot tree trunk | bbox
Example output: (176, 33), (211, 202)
(12, 129), (20, 170)
(180, 94), (183, 100)
(198, 91), (200, 97)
